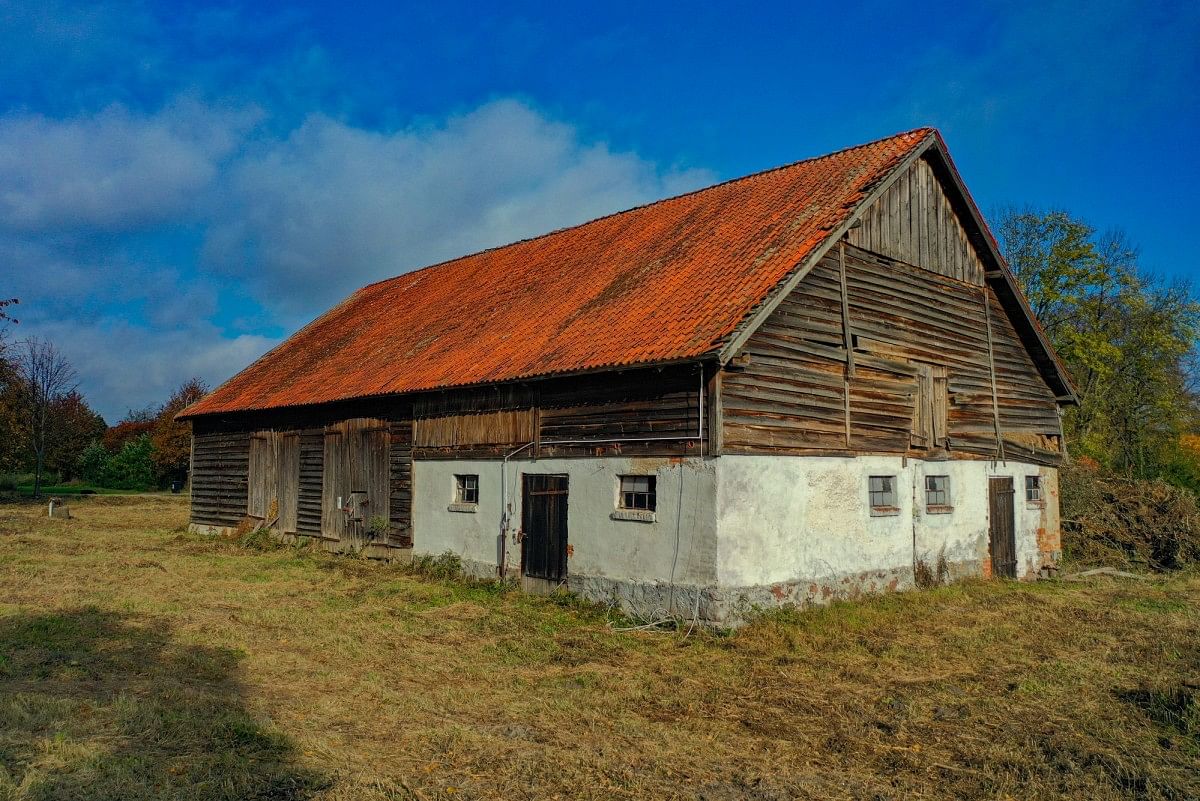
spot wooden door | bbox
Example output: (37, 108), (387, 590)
(988, 477), (1017, 578)
(522, 474), (569, 582)
(363, 427), (391, 539)
(321, 431), (348, 539)
(247, 434), (277, 521)
(277, 433), (299, 533)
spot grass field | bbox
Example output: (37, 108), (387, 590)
(0, 496), (1197, 800)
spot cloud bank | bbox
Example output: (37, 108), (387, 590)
(3, 96), (714, 420)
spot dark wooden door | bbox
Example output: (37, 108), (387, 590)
(988, 477), (1017, 578)
(522, 474), (569, 582)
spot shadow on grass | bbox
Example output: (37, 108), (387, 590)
(0, 607), (328, 800)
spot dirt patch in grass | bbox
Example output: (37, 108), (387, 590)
(1, 496), (1198, 800)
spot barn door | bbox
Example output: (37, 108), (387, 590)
(247, 433), (278, 521)
(321, 421), (391, 549)
(988, 477), (1017, 578)
(277, 433), (299, 533)
(910, 364), (949, 450)
(321, 431), (348, 540)
(363, 426), (391, 539)
(522, 474), (569, 582)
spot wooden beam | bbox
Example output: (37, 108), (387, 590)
(838, 240), (855, 378)
(982, 290), (1007, 462)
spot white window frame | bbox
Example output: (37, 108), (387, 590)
(449, 473), (478, 511)
(925, 474), (952, 513)
(618, 474), (656, 511)
(1025, 475), (1043, 506)
(868, 475), (900, 516)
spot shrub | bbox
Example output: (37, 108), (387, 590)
(101, 434), (155, 490)
(77, 441), (110, 484)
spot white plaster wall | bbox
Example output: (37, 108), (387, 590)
(716, 455), (1058, 589)
(716, 455), (917, 588)
(412, 456), (718, 585)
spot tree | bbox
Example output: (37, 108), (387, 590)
(0, 298), (21, 473)
(103, 418), (156, 454)
(14, 338), (78, 498)
(996, 208), (1200, 480)
(45, 391), (107, 481)
(150, 378), (208, 486)
(0, 298), (16, 325)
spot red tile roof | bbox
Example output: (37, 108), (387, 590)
(182, 128), (933, 418)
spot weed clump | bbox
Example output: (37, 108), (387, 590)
(407, 550), (464, 581)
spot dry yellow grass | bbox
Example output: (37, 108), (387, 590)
(0, 495), (1197, 800)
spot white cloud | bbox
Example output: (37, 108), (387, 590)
(0, 98), (256, 233)
(18, 316), (278, 422)
(7, 96), (715, 418)
(205, 99), (714, 316)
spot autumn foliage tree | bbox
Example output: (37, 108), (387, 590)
(150, 378), (208, 484)
(45, 391), (107, 481)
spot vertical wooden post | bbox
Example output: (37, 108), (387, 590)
(983, 287), (1007, 462)
(838, 241), (855, 377)
(839, 241), (854, 448)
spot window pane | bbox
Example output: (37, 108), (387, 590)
(455, 474), (479, 503)
(618, 475), (656, 511)
(926, 475), (949, 506)
(869, 475), (896, 508)
(1026, 475), (1040, 501)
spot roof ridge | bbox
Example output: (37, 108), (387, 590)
(359, 126), (936, 293)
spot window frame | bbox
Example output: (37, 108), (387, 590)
(868, 475), (900, 516)
(1025, 475), (1043, 506)
(618, 474), (657, 512)
(454, 473), (479, 505)
(924, 474), (952, 513)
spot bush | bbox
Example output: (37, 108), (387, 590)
(77, 441), (110, 484)
(1061, 462), (1200, 570)
(101, 434), (155, 490)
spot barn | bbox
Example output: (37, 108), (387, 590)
(179, 128), (1074, 624)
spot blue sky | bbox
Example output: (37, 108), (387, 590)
(1, 0), (1197, 421)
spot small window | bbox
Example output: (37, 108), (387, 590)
(455, 474), (479, 504)
(925, 475), (951, 509)
(619, 475), (656, 511)
(1025, 475), (1042, 504)
(869, 475), (898, 513)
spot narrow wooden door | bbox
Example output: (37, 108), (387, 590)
(277, 433), (299, 533)
(988, 477), (1017, 578)
(522, 474), (569, 582)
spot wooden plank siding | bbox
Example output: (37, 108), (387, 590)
(721, 242), (1062, 464)
(389, 421), (413, 545)
(188, 365), (706, 537)
(190, 431), (250, 527)
(297, 431), (323, 535)
(846, 154), (986, 285)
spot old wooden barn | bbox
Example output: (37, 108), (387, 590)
(180, 128), (1074, 624)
